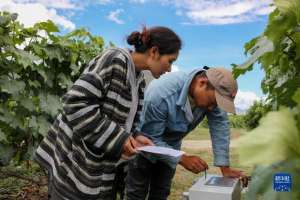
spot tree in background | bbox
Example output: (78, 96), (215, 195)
(229, 115), (246, 129)
(243, 101), (271, 130)
(0, 12), (105, 166)
(198, 115), (246, 129)
(233, 0), (300, 199)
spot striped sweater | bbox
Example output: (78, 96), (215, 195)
(35, 48), (146, 199)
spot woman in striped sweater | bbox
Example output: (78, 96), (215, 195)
(35, 26), (182, 200)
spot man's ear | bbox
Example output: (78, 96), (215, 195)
(198, 77), (209, 88)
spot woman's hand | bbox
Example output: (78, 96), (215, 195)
(134, 135), (154, 147)
(122, 136), (138, 158)
(122, 135), (154, 160)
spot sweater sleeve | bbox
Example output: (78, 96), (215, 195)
(62, 51), (130, 159)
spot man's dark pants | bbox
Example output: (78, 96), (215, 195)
(126, 154), (176, 200)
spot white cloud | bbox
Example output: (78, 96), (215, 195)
(0, 0), (76, 30)
(130, 0), (148, 3)
(254, 5), (275, 16)
(88, 0), (276, 25)
(15, 0), (77, 9)
(171, 0), (275, 25)
(129, 0), (274, 25)
(235, 90), (261, 113)
(98, 0), (114, 5)
(102, 0), (275, 25)
(107, 9), (124, 24)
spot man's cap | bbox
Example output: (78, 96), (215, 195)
(205, 67), (238, 114)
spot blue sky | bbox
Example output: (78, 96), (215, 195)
(0, 0), (275, 111)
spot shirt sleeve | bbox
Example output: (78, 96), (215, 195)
(207, 107), (230, 166)
(62, 52), (130, 159)
(138, 99), (181, 167)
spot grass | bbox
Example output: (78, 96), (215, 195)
(184, 127), (246, 140)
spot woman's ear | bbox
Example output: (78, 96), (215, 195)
(148, 46), (159, 59)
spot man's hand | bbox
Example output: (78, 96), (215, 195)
(220, 166), (249, 187)
(122, 136), (138, 158)
(219, 166), (243, 178)
(179, 154), (208, 174)
(134, 135), (154, 147)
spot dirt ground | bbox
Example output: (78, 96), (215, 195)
(182, 139), (238, 150)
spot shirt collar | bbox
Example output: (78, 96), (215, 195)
(176, 68), (204, 107)
(176, 69), (204, 123)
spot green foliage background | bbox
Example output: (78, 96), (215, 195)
(0, 12), (105, 165)
(233, 0), (300, 199)
(243, 101), (271, 130)
(199, 115), (246, 129)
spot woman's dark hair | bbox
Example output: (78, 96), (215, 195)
(127, 26), (182, 55)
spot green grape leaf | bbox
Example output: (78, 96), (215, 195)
(246, 160), (300, 200)
(244, 36), (260, 55)
(0, 144), (15, 166)
(39, 93), (61, 117)
(0, 77), (25, 96)
(0, 128), (7, 143)
(265, 8), (296, 43)
(245, 165), (274, 200)
(57, 73), (73, 89)
(292, 88), (300, 107)
(15, 95), (36, 112)
(28, 116), (38, 128)
(293, 88), (300, 129)
(44, 45), (65, 62)
(0, 11), (104, 165)
(0, 14), (11, 26)
(14, 48), (41, 69)
(36, 116), (50, 137)
(28, 80), (41, 88)
(293, 32), (300, 59)
(274, 0), (300, 21)
(34, 20), (59, 33)
(235, 108), (299, 166)
(232, 36), (273, 78)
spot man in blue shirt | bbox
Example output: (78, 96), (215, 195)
(126, 67), (245, 200)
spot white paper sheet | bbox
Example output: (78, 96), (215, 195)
(138, 146), (185, 157)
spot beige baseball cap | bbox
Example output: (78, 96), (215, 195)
(205, 67), (238, 114)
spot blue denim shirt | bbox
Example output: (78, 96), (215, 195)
(138, 69), (230, 169)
